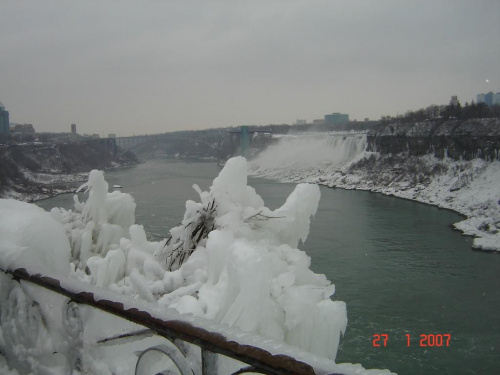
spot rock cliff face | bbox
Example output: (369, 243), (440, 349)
(367, 118), (500, 161)
(0, 140), (138, 201)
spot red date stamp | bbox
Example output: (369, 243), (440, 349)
(373, 333), (451, 347)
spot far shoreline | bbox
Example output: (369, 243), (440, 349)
(249, 156), (500, 254)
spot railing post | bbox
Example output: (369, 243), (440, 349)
(62, 301), (83, 373)
(202, 348), (218, 375)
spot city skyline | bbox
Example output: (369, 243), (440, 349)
(1, 1), (499, 136)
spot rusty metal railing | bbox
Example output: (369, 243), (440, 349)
(0, 266), (343, 375)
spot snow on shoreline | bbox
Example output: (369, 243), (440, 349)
(0, 156), (139, 203)
(250, 147), (500, 253)
(0, 171), (88, 202)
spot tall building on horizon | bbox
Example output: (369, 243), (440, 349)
(324, 112), (349, 125)
(0, 101), (10, 141)
(477, 91), (500, 106)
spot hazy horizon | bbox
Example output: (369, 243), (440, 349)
(1, 1), (499, 137)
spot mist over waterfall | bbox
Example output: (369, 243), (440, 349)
(250, 133), (367, 175)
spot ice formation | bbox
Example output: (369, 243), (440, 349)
(0, 199), (70, 277)
(0, 202), (75, 373)
(2, 157), (347, 360)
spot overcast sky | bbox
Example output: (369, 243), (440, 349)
(1, 1), (499, 136)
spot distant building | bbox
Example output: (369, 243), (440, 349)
(82, 133), (100, 139)
(11, 123), (35, 142)
(312, 119), (324, 124)
(68, 124), (78, 141)
(449, 96), (459, 106)
(485, 92), (493, 106)
(108, 133), (117, 138)
(494, 93), (500, 105)
(324, 112), (349, 125)
(477, 91), (500, 106)
(294, 119), (307, 125)
(0, 101), (10, 141)
(13, 123), (35, 134)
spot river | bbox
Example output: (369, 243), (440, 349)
(36, 159), (500, 375)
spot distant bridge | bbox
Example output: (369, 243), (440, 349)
(115, 132), (230, 157)
(115, 135), (156, 151)
(228, 126), (274, 158)
(115, 127), (274, 158)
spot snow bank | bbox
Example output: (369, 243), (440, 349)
(0, 355), (22, 375)
(0, 199), (70, 276)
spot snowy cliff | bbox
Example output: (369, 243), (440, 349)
(0, 141), (138, 201)
(367, 118), (500, 161)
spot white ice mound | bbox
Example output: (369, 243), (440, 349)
(166, 157), (346, 360)
(58, 158), (347, 360)
(0, 199), (70, 277)
(76, 169), (136, 231)
(52, 170), (137, 269)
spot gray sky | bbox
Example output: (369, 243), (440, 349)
(1, 1), (499, 136)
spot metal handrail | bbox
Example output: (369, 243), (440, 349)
(1, 267), (343, 375)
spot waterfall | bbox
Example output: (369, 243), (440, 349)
(251, 133), (367, 170)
